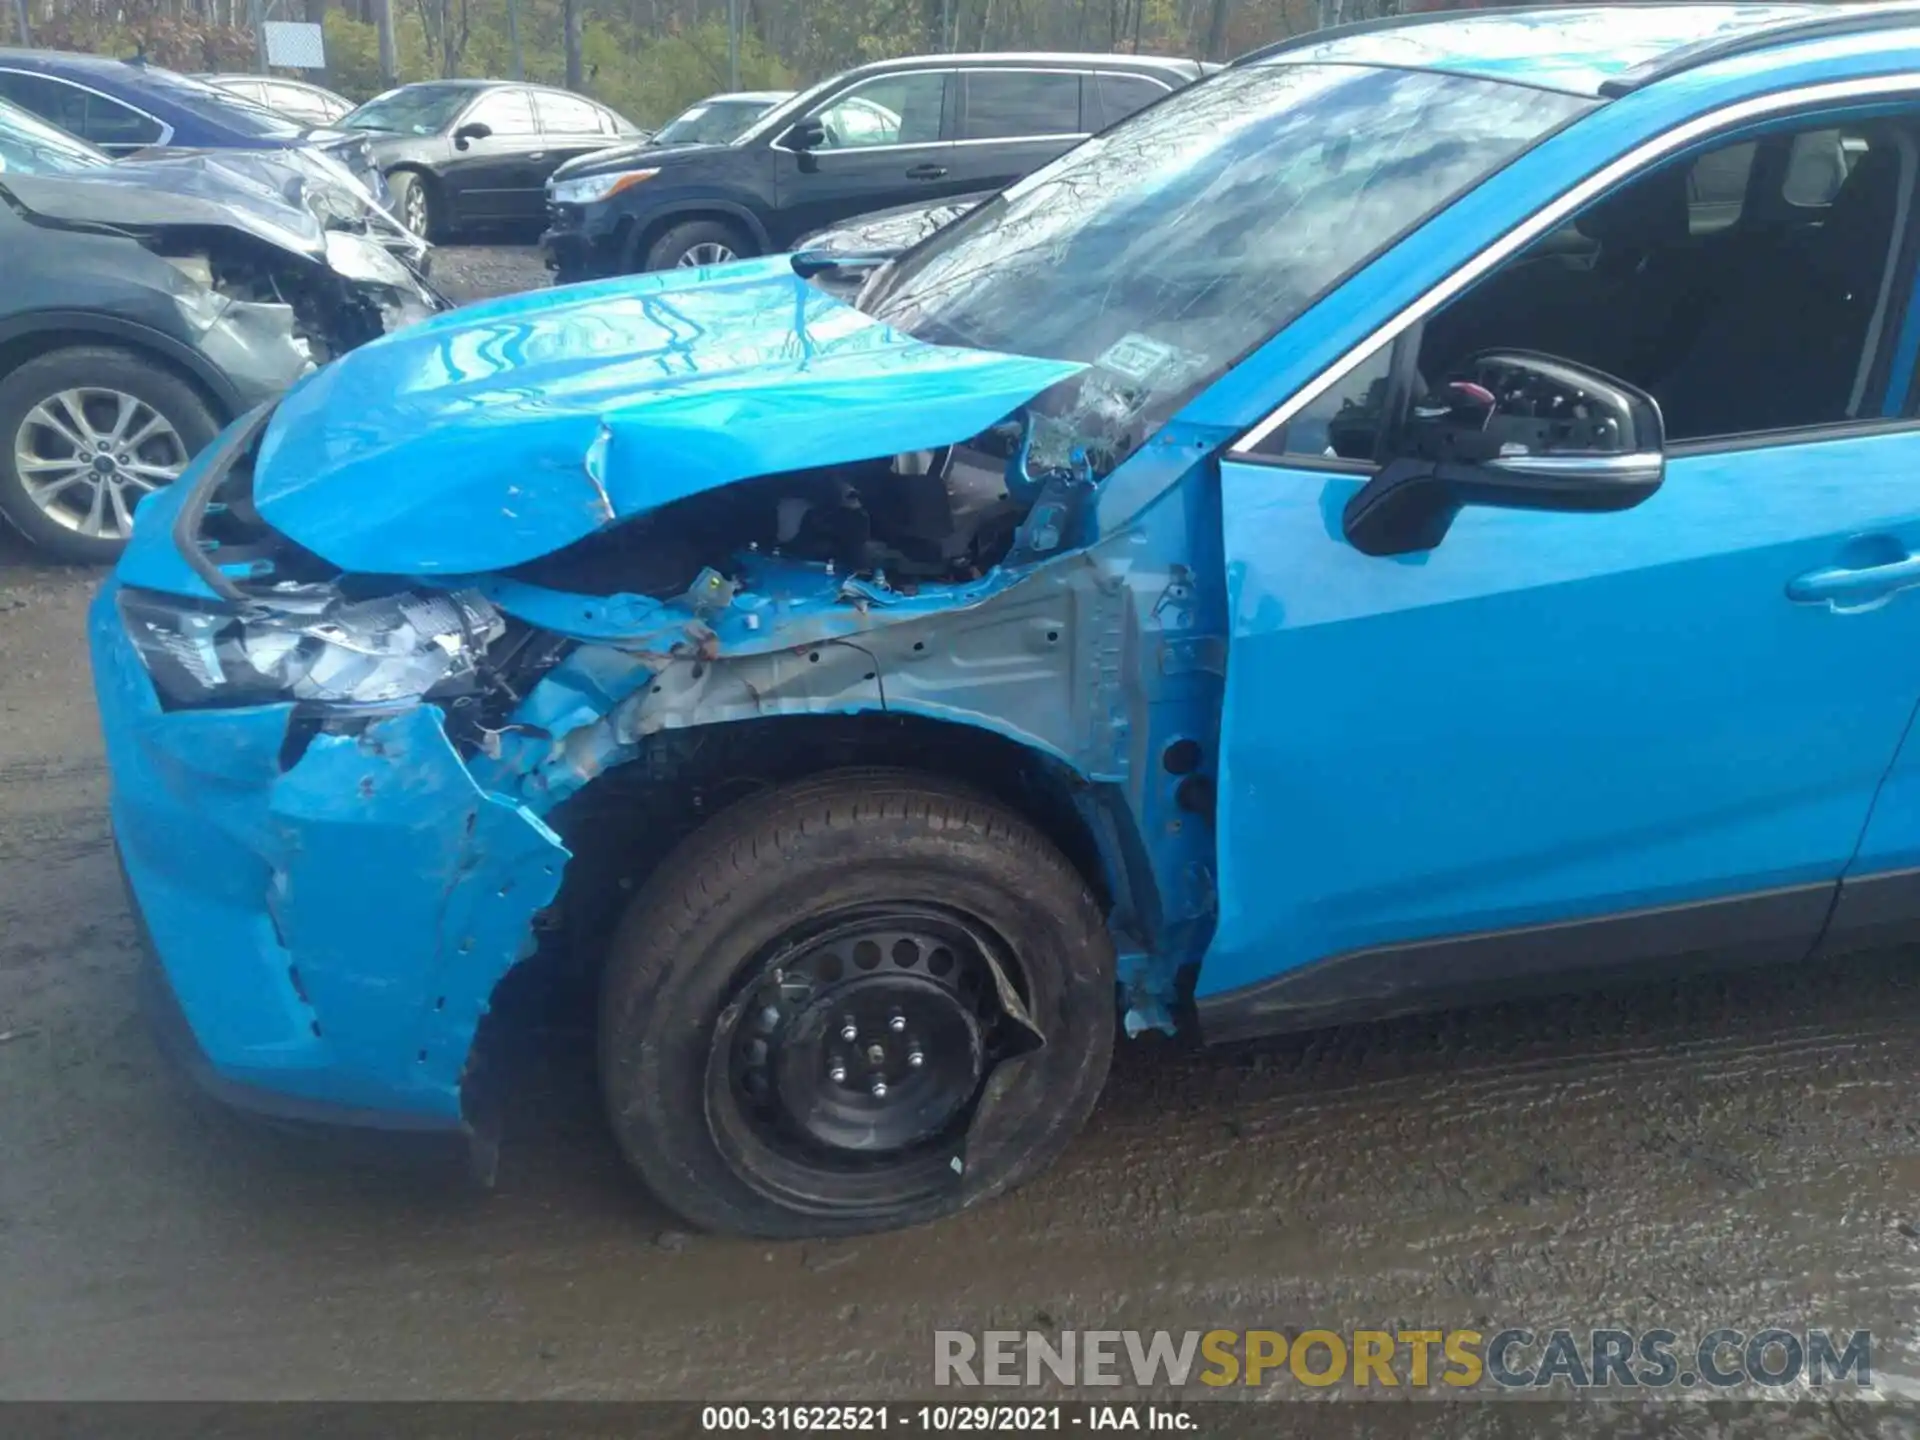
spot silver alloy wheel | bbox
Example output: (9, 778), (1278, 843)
(403, 182), (429, 236)
(12, 388), (189, 540)
(677, 241), (737, 267)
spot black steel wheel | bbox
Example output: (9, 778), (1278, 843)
(598, 770), (1115, 1237)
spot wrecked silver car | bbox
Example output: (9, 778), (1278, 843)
(0, 100), (443, 561)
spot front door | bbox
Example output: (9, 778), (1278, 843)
(441, 87), (545, 223)
(1202, 116), (1920, 1012)
(771, 70), (957, 246)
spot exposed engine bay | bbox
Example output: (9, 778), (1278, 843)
(0, 147), (444, 365)
(502, 333), (1199, 602)
(508, 430), (1033, 598)
(146, 229), (438, 365)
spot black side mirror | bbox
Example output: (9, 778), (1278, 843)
(791, 247), (899, 276)
(1343, 350), (1665, 558)
(452, 121), (492, 149)
(785, 116), (826, 151)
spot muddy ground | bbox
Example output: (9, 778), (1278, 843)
(3, 246), (1920, 1424)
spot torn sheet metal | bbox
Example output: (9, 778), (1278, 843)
(267, 706), (567, 1105)
(247, 257), (1085, 575)
(94, 579), (565, 1120)
(1, 146), (422, 266)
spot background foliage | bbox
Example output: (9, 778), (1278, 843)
(13, 0), (1415, 127)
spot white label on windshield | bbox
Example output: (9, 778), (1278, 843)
(1097, 334), (1180, 385)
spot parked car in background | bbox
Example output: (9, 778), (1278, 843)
(649, 90), (793, 147)
(541, 51), (1208, 279)
(0, 96), (445, 562)
(193, 73), (355, 128)
(0, 50), (389, 200)
(339, 79), (644, 238)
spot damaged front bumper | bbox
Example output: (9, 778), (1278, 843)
(93, 577), (567, 1132)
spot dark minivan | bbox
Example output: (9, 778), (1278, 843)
(542, 51), (1209, 280)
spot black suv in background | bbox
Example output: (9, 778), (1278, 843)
(542, 52), (1209, 280)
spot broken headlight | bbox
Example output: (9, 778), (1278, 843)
(117, 586), (505, 708)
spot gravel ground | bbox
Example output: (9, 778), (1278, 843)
(3, 242), (1920, 1427)
(430, 243), (551, 305)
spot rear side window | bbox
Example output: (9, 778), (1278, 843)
(0, 73), (163, 147)
(534, 90), (602, 134)
(1687, 141), (1753, 233)
(263, 82), (329, 125)
(960, 71), (1082, 141)
(1097, 72), (1169, 127)
(465, 88), (536, 135)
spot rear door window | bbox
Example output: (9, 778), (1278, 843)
(465, 88), (537, 136)
(959, 71), (1083, 141)
(1687, 141), (1753, 233)
(263, 82), (329, 125)
(0, 72), (163, 147)
(534, 90), (604, 135)
(1096, 72), (1170, 128)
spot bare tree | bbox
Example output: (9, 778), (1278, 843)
(412, 0), (470, 76)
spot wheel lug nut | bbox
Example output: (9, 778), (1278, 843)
(889, 1012), (907, 1033)
(828, 1062), (848, 1084)
(840, 1018), (858, 1042)
(908, 1050), (925, 1069)
(870, 1079), (889, 1099)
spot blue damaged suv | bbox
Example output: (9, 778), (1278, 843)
(92, 2), (1920, 1236)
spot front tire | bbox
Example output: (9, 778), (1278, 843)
(598, 770), (1115, 1238)
(388, 170), (440, 240)
(0, 346), (219, 564)
(640, 218), (753, 272)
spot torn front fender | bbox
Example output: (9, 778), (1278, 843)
(247, 256), (1084, 576)
(266, 707), (569, 1106)
(96, 581), (567, 1120)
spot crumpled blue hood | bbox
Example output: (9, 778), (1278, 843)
(251, 256), (1084, 574)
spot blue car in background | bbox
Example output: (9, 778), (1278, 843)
(0, 49), (389, 201)
(90, 2), (1920, 1237)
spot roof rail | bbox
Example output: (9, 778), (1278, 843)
(1597, 2), (1920, 96)
(1229, 8), (1484, 68)
(1227, 0), (1618, 69)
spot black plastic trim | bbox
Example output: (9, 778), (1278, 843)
(1666, 416), (1920, 458)
(1597, 4), (1920, 97)
(1195, 880), (1836, 1045)
(1818, 866), (1920, 959)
